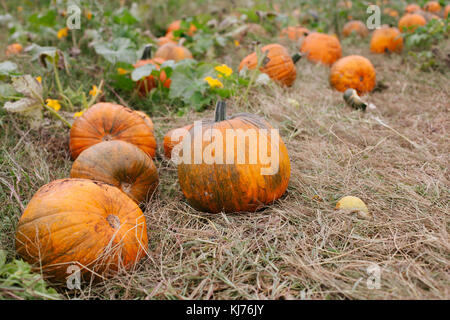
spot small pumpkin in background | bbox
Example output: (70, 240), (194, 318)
(70, 141), (159, 204)
(167, 19), (197, 36)
(342, 21), (369, 38)
(423, 1), (441, 13)
(370, 26), (403, 53)
(134, 45), (171, 96)
(154, 41), (193, 62)
(238, 44), (301, 87)
(330, 55), (376, 95)
(70, 102), (157, 160)
(398, 13), (427, 32)
(157, 35), (176, 47)
(6, 43), (23, 56)
(384, 8), (399, 18)
(15, 178), (148, 282)
(445, 5), (450, 19)
(163, 124), (193, 159)
(279, 26), (309, 41)
(405, 4), (420, 13)
(177, 101), (291, 213)
(300, 32), (342, 66)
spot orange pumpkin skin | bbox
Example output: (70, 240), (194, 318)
(157, 36), (176, 47)
(330, 55), (376, 95)
(398, 13), (427, 32)
(342, 21), (369, 38)
(70, 141), (159, 204)
(300, 32), (342, 66)
(134, 57), (171, 96)
(238, 44), (298, 87)
(15, 178), (148, 282)
(279, 26), (309, 41)
(163, 124), (193, 159)
(445, 5), (450, 18)
(135, 110), (154, 132)
(69, 103), (157, 160)
(167, 20), (197, 36)
(405, 4), (420, 13)
(424, 1), (441, 13)
(370, 27), (403, 53)
(6, 43), (23, 56)
(154, 42), (193, 62)
(177, 102), (291, 213)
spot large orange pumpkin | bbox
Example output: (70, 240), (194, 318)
(134, 45), (171, 96)
(163, 124), (193, 159)
(330, 55), (376, 95)
(154, 42), (193, 62)
(398, 13), (427, 32)
(177, 101), (291, 213)
(15, 178), (148, 282)
(370, 26), (403, 53)
(69, 102), (157, 160)
(135, 110), (154, 133)
(405, 4), (420, 13)
(424, 1), (441, 13)
(70, 141), (159, 204)
(300, 32), (342, 66)
(279, 26), (310, 41)
(342, 21), (369, 38)
(238, 44), (301, 87)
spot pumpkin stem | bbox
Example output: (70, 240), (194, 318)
(141, 44), (153, 60)
(292, 53), (302, 64)
(214, 100), (227, 122)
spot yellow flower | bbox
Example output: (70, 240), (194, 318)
(36, 76), (42, 83)
(89, 85), (101, 97)
(204, 76), (223, 89)
(215, 64), (233, 77)
(46, 99), (61, 112)
(57, 27), (68, 39)
(85, 11), (93, 20)
(17, 6), (23, 12)
(74, 110), (85, 118)
(234, 40), (240, 47)
(117, 68), (128, 75)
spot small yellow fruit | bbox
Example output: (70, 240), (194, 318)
(335, 196), (371, 219)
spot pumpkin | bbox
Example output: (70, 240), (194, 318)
(335, 196), (371, 220)
(70, 102), (157, 160)
(154, 41), (193, 62)
(6, 43), (23, 56)
(163, 124), (193, 159)
(177, 101), (291, 213)
(383, 8), (399, 18)
(330, 55), (376, 95)
(135, 110), (154, 133)
(167, 20), (197, 36)
(70, 141), (159, 204)
(446, 5), (450, 19)
(424, 1), (441, 13)
(134, 45), (171, 96)
(398, 13), (427, 32)
(157, 35), (176, 47)
(15, 178), (148, 282)
(279, 26), (309, 41)
(405, 4), (420, 13)
(300, 32), (342, 66)
(342, 20), (369, 38)
(370, 26), (403, 53)
(238, 44), (301, 87)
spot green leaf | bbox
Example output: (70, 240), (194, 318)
(93, 38), (137, 64)
(113, 9), (139, 25)
(28, 10), (57, 27)
(0, 61), (18, 76)
(131, 64), (157, 81)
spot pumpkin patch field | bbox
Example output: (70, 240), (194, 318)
(0, 0), (449, 300)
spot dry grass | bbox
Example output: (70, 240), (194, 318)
(1, 15), (449, 300)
